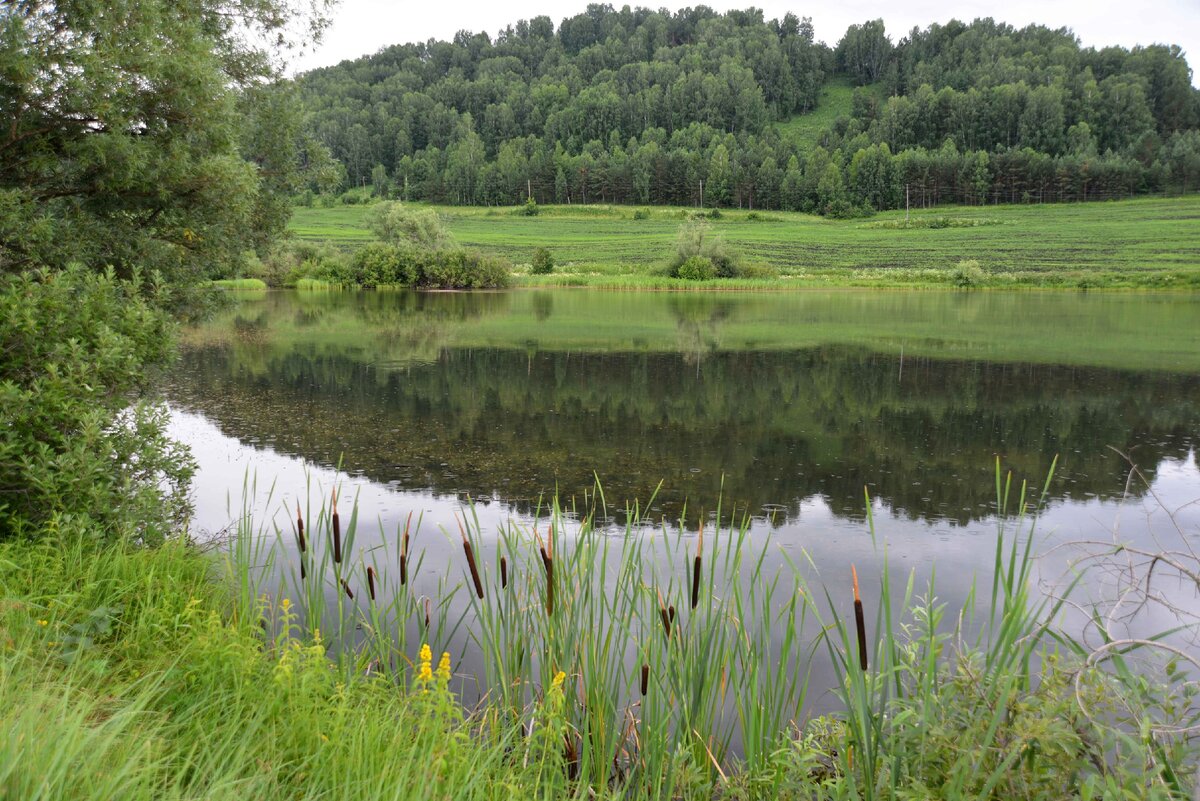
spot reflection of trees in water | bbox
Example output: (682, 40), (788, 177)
(167, 342), (1200, 526)
(669, 296), (734, 366)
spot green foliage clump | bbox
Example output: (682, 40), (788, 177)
(521, 197), (539, 216)
(632, 208), (652, 220)
(530, 247), (554, 275)
(417, 249), (511, 289)
(0, 269), (194, 540)
(952, 259), (987, 287)
(668, 219), (741, 278)
(369, 202), (454, 250)
(350, 242), (418, 287)
(675, 255), (717, 280)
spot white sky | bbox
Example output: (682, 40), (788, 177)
(291, 0), (1200, 86)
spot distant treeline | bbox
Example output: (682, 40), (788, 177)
(297, 6), (1200, 214)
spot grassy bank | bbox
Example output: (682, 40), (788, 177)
(289, 195), (1200, 290)
(3, 473), (1195, 799)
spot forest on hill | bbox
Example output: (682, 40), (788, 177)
(296, 5), (1200, 215)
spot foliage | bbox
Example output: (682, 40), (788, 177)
(952, 259), (987, 288)
(530, 247), (554, 274)
(0, 269), (193, 540)
(415, 249), (511, 289)
(522, 197), (540, 216)
(0, 0), (332, 284)
(5, 470), (1184, 799)
(668, 219), (740, 278)
(349, 242), (418, 287)
(368, 202), (454, 250)
(296, 8), (1198, 217)
(675, 255), (718, 280)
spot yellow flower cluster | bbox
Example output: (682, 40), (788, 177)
(417, 643), (433, 684)
(437, 652), (451, 682)
(551, 671), (566, 691)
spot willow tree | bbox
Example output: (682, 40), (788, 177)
(0, 0), (333, 283)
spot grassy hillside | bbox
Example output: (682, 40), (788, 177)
(774, 76), (861, 150)
(288, 196), (1200, 289)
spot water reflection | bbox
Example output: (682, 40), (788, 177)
(168, 290), (1200, 527)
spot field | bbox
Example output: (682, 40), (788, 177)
(289, 195), (1200, 289)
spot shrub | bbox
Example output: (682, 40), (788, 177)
(632, 208), (651, 220)
(530, 247), (554, 275)
(369, 202), (454, 250)
(952, 259), (987, 288)
(0, 268), (193, 540)
(416, 249), (511, 289)
(350, 242), (418, 287)
(675, 255), (717, 280)
(521, 197), (539, 216)
(668, 219), (741, 278)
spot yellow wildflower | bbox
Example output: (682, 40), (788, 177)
(437, 652), (451, 682)
(281, 598), (291, 612)
(551, 671), (566, 691)
(36, 620), (48, 627)
(416, 643), (433, 685)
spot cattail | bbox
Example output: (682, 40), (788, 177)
(536, 525), (554, 616)
(668, 605), (675, 625)
(295, 503), (307, 580)
(295, 503), (306, 553)
(657, 590), (672, 641)
(564, 734), (579, 781)
(500, 556), (508, 589)
(423, 597), (431, 630)
(341, 578), (354, 600)
(331, 488), (342, 564)
(403, 511), (412, 559)
(458, 516), (484, 600)
(399, 553), (408, 586)
(367, 565), (377, 601)
(640, 663), (650, 696)
(852, 564), (868, 671)
(691, 517), (704, 610)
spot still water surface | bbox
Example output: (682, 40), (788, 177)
(164, 289), (1200, 700)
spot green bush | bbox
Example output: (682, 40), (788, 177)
(369, 202), (454, 250)
(632, 208), (651, 220)
(668, 219), (741, 278)
(530, 247), (554, 275)
(521, 197), (539, 216)
(0, 269), (193, 540)
(417, 249), (511, 289)
(350, 242), (418, 287)
(952, 259), (987, 288)
(675, 255), (717, 280)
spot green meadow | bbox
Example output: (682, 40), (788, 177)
(289, 196), (1200, 289)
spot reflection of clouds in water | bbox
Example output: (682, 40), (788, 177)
(173, 405), (1200, 719)
(172, 407), (1199, 622)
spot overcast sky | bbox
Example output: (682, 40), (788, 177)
(290, 0), (1200, 85)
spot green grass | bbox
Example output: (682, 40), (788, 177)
(3, 469), (1195, 799)
(209, 277), (268, 290)
(288, 195), (1200, 290)
(774, 76), (863, 150)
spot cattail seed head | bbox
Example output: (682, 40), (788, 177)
(295, 503), (306, 553)
(331, 489), (342, 564)
(367, 566), (377, 601)
(852, 564), (868, 671)
(399, 553), (408, 586)
(341, 579), (353, 600)
(640, 663), (650, 696)
(500, 556), (508, 589)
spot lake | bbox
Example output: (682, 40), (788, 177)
(164, 288), (1200, 712)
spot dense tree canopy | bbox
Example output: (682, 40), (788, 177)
(0, 0), (332, 283)
(297, 6), (1200, 214)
